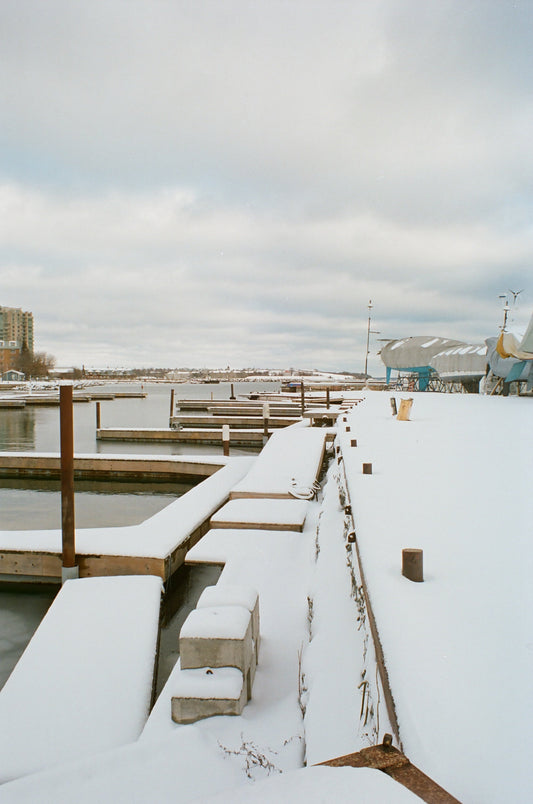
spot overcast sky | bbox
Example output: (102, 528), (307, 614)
(1, 0), (531, 372)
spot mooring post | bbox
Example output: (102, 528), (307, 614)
(222, 424), (230, 456)
(169, 388), (175, 419)
(263, 402), (270, 443)
(60, 383), (78, 582)
(300, 382), (305, 415)
(326, 387), (330, 409)
(362, 462), (373, 474)
(397, 398), (413, 421)
(96, 401), (101, 430)
(230, 383), (236, 400)
(402, 548), (424, 582)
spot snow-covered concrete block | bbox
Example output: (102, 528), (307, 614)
(171, 667), (246, 724)
(197, 584), (260, 661)
(179, 606), (255, 698)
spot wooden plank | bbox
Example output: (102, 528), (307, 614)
(170, 415), (300, 428)
(209, 520), (304, 532)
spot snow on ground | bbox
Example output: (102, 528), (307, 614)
(0, 576), (162, 784)
(0, 392), (530, 802)
(338, 391), (533, 803)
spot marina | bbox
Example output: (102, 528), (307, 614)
(0, 383), (530, 803)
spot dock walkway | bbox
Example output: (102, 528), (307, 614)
(0, 458), (253, 583)
(230, 426), (329, 499)
(0, 575), (162, 783)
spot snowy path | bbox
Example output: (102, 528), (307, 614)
(339, 391), (533, 803)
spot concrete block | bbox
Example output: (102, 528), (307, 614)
(171, 667), (246, 724)
(197, 584), (260, 661)
(179, 606), (255, 697)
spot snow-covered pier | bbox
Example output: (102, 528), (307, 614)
(0, 458), (252, 583)
(0, 575), (162, 784)
(0, 453), (224, 482)
(0, 395), (530, 803)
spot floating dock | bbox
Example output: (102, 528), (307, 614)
(0, 459), (253, 584)
(0, 453), (224, 482)
(96, 427), (265, 447)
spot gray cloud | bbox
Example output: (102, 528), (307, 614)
(0, 0), (531, 372)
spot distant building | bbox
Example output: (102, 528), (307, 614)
(0, 305), (34, 376)
(0, 306), (34, 351)
(2, 369), (25, 382)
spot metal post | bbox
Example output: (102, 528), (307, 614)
(96, 401), (101, 430)
(60, 384), (77, 580)
(365, 300), (373, 378)
(170, 388), (175, 418)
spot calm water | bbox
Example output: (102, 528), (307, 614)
(0, 381), (277, 528)
(0, 381), (277, 691)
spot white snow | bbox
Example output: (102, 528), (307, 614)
(180, 606), (251, 640)
(198, 584), (258, 613)
(230, 426), (326, 497)
(211, 498), (308, 527)
(171, 666), (244, 699)
(0, 393), (530, 802)
(338, 391), (533, 803)
(0, 575), (162, 784)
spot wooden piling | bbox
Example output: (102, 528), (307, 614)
(326, 387), (330, 409)
(402, 548), (423, 582)
(263, 403), (270, 440)
(362, 462), (372, 474)
(390, 397), (397, 416)
(96, 401), (101, 430)
(230, 383), (236, 400)
(222, 424), (230, 456)
(300, 382), (305, 415)
(351, 439), (357, 447)
(60, 385), (76, 572)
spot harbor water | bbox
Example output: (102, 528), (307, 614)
(0, 380), (278, 691)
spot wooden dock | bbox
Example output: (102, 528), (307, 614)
(0, 460), (252, 584)
(0, 453), (224, 482)
(170, 414), (300, 429)
(96, 428), (265, 446)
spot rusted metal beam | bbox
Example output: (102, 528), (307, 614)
(320, 736), (462, 803)
(60, 384), (76, 572)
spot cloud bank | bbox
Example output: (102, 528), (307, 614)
(0, 0), (531, 371)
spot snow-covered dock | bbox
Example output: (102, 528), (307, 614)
(0, 395), (530, 803)
(0, 452), (224, 481)
(0, 458), (252, 582)
(0, 575), (162, 784)
(96, 427), (265, 446)
(229, 426), (328, 499)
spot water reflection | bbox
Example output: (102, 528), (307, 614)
(0, 479), (192, 530)
(0, 409), (36, 451)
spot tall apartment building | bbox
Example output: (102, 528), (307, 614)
(0, 306), (34, 375)
(0, 306), (34, 351)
